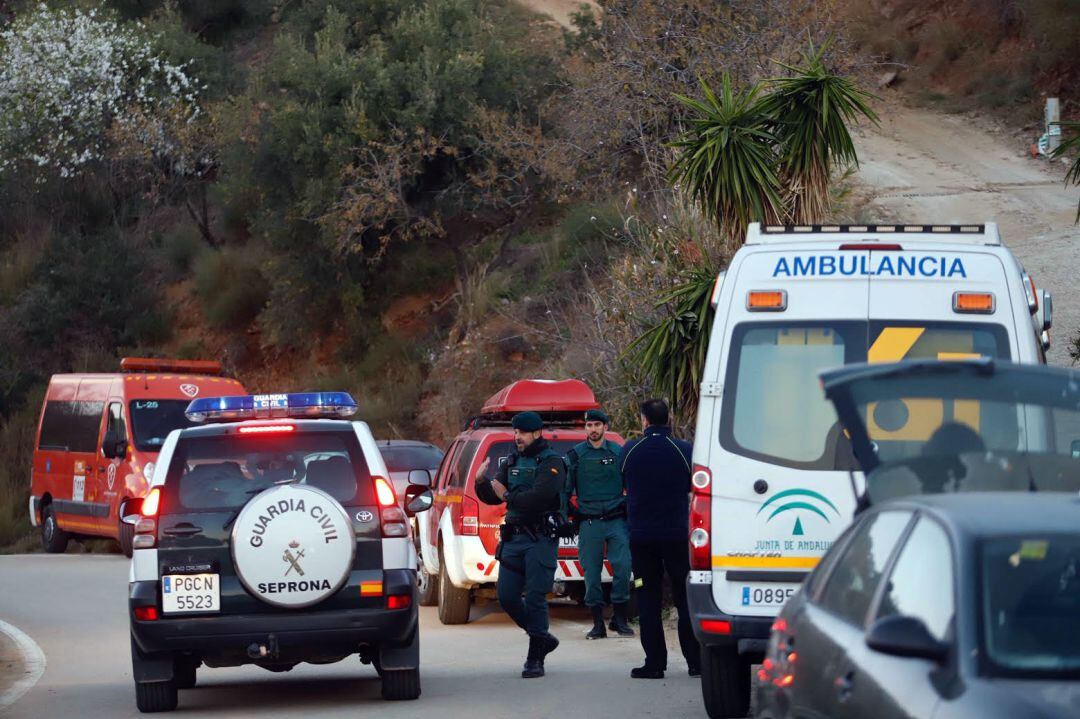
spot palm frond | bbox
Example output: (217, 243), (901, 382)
(1051, 121), (1080, 223)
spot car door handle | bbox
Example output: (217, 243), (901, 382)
(163, 525), (203, 537)
(835, 670), (855, 703)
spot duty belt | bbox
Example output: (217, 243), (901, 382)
(577, 505), (627, 522)
(500, 522), (543, 541)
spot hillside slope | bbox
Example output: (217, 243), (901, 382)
(850, 104), (1078, 364)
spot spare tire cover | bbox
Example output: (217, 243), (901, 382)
(231, 484), (356, 608)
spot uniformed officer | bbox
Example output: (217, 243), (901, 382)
(475, 411), (566, 678)
(567, 409), (634, 640)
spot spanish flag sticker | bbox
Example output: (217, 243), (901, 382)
(360, 581), (383, 596)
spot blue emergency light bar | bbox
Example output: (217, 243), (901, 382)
(185, 392), (358, 423)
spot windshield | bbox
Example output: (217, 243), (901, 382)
(164, 432), (375, 511)
(129, 400), (202, 452)
(379, 444), (443, 473)
(839, 367), (1080, 503)
(981, 535), (1080, 678)
(720, 321), (1009, 470)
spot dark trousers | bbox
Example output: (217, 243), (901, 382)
(630, 538), (700, 671)
(496, 534), (558, 636)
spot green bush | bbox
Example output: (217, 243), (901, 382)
(162, 224), (204, 278)
(193, 247), (268, 330)
(0, 389), (42, 550)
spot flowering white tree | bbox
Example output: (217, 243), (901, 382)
(0, 4), (200, 180)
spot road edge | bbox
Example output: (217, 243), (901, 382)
(0, 619), (46, 711)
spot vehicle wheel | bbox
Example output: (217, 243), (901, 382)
(700, 645), (751, 718)
(417, 548), (439, 607)
(436, 546), (471, 625)
(380, 667), (420, 700)
(119, 519), (135, 558)
(173, 657), (197, 689)
(41, 505), (69, 554)
(135, 680), (178, 713)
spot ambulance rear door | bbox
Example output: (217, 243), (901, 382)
(708, 247), (867, 617)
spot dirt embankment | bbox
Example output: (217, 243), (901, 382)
(850, 104), (1078, 364)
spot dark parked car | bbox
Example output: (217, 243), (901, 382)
(376, 440), (444, 500)
(756, 359), (1080, 718)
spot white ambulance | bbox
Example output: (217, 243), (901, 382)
(686, 223), (1052, 718)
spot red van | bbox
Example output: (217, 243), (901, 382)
(30, 358), (246, 555)
(416, 379), (623, 624)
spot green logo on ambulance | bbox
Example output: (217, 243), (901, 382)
(756, 488), (840, 536)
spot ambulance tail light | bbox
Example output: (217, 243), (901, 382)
(700, 619), (731, 634)
(746, 290), (787, 312)
(1022, 273), (1038, 314)
(689, 465), (712, 571)
(953, 292), (995, 314)
(133, 488), (161, 550)
(458, 496), (480, 536)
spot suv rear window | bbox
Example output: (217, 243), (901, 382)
(164, 431), (375, 511)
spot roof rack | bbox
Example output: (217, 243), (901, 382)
(464, 379), (601, 431)
(120, 357), (225, 375)
(745, 222), (1001, 246)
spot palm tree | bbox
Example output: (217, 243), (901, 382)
(669, 74), (785, 242)
(759, 41), (879, 224)
(1051, 121), (1080, 223)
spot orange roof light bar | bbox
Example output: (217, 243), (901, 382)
(953, 292), (995, 314)
(747, 290), (787, 312)
(121, 357), (224, 375)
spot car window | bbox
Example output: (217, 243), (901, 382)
(38, 400), (105, 453)
(129, 399), (203, 451)
(435, 441), (461, 491)
(804, 522), (859, 601)
(107, 402), (127, 442)
(165, 431), (375, 510)
(379, 444), (443, 472)
(450, 441), (480, 489)
(980, 534), (1080, 677)
(818, 510), (913, 626)
(874, 517), (955, 642)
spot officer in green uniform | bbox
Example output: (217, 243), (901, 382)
(475, 411), (566, 678)
(568, 409), (635, 639)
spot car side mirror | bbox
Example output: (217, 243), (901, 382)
(866, 615), (948, 663)
(404, 487), (433, 516)
(102, 432), (127, 460)
(119, 497), (143, 524)
(408, 469), (431, 487)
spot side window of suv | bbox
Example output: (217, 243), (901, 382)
(873, 517), (955, 642)
(817, 510), (913, 627)
(435, 442), (461, 492)
(451, 441), (480, 490)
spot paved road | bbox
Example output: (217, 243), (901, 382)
(853, 106), (1080, 365)
(0, 555), (705, 718)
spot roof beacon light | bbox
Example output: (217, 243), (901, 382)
(953, 292), (995, 314)
(747, 290), (787, 312)
(185, 392), (358, 423)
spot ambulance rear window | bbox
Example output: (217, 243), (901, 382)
(720, 321), (1011, 471)
(164, 431), (375, 511)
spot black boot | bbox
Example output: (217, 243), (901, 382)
(540, 632), (559, 668)
(631, 664), (664, 679)
(521, 635), (545, 678)
(586, 606), (607, 640)
(609, 603), (635, 637)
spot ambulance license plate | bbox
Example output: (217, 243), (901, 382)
(740, 584), (797, 609)
(162, 573), (220, 614)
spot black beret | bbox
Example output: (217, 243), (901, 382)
(511, 411), (543, 432)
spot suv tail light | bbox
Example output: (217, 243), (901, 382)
(133, 488), (161, 550)
(689, 465), (711, 570)
(372, 477), (409, 537)
(458, 496), (480, 536)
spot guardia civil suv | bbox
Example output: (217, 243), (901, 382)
(127, 392), (433, 712)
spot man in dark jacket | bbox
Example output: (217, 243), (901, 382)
(619, 398), (701, 679)
(475, 411), (564, 678)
